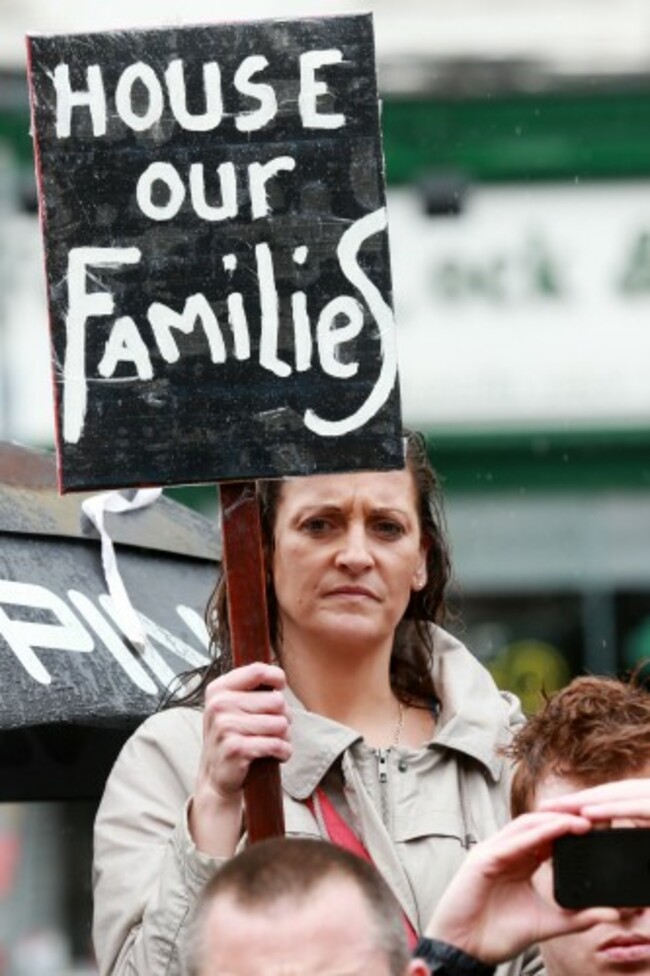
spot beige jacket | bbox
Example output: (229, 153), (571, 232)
(93, 627), (543, 976)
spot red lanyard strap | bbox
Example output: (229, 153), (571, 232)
(307, 786), (419, 949)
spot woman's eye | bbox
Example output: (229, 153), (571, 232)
(373, 520), (405, 539)
(301, 517), (333, 535)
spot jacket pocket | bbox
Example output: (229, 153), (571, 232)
(393, 807), (467, 844)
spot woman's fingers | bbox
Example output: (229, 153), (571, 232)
(205, 688), (291, 717)
(190, 664), (292, 855)
(220, 733), (293, 764)
(195, 663), (294, 801)
(210, 711), (291, 740)
(207, 661), (287, 693)
(204, 665), (291, 720)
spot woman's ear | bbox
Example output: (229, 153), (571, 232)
(412, 570), (426, 592)
(412, 538), (430, 591)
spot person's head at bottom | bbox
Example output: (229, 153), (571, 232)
(185, 837), (428, 976)
(510, 674), (650, 976)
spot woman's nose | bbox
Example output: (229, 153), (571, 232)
(335, 526), (374, 571)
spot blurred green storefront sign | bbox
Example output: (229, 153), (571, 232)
(381, 87), (650, 186)
(392, 181), (650, 431)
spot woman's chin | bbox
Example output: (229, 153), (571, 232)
(316, 614), (392, 651)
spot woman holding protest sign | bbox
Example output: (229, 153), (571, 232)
(92, 430), (540, 976)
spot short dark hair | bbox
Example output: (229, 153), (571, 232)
(509, 673), (650, 817)
(185, 838), (410, 975)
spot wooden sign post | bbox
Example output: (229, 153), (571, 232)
(220, 480), (285, 839)
(27, 14), (402, 841)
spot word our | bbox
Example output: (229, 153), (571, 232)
(135, 154), (296, 223)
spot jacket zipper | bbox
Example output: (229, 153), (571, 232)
(376, 748), (390, 825)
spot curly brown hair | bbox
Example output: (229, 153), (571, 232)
(508, 673), (650, 817)
(168, 429), (452, 710)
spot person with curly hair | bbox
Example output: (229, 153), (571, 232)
(419, 674), (650, 975)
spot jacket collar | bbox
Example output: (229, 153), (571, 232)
(280, 626), (521, 798)
(281, 687), (361, 800)
(428, 625), (520, 782)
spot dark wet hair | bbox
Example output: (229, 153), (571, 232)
(167, 429), (452, 709)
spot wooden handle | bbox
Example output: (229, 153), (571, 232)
(219, 480), (285, 841)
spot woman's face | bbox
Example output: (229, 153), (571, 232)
(271, 468), (428, 655)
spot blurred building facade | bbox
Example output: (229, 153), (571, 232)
(378, 20), (650, 710)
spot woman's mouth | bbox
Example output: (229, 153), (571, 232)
(326, 586), (378, 600)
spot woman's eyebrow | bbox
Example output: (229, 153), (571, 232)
(371, 505), (411, 518)
(291, 503), (343, 518)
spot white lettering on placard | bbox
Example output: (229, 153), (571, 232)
(0, 581), (210, 694)
(175, 605), (210, 648)
(249, 157), (296, 219)
(165, 59), (223, 132)
(189, 163), (238, 222)
(97, 316), (154, 380)
(148, 294), (226, 364)
(138, 612), (210, 662)
(292, 245), (312, 372)
(0, 581), (94, 686)
(53, 52), (347, 138)
(67, 590), (157, 694)
(62, 207), (395, 443)
(257, 241), (290, 379)
(299, 50), (345, 129)
(115, 62), (165, 131)
(316, 295), (363, 378)
(136, 162), (187, 221)
(54, 64), (107, 138)
(226, 287), (251, 362)
(234, 55), (277, 132)
(135, 157), (294, 223)
(64, 246), (141, 444)
(98, 595), (210, 690)
(305, 207), (397, 436)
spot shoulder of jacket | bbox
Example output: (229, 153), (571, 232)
(116, 706), (203, 771)
(430, 625), (526, 777)
(498, 689), (527, 732)
(431, 624), (515, 712)
(138, 705), (203, 737)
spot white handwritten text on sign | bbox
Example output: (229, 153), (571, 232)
(27, 16), (402, 490)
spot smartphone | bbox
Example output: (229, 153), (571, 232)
(553, 828), (650, 909)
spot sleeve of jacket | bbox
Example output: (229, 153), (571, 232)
(92, 709), (223, 976)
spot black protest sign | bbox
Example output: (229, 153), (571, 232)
(27, 15), (403, 492)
